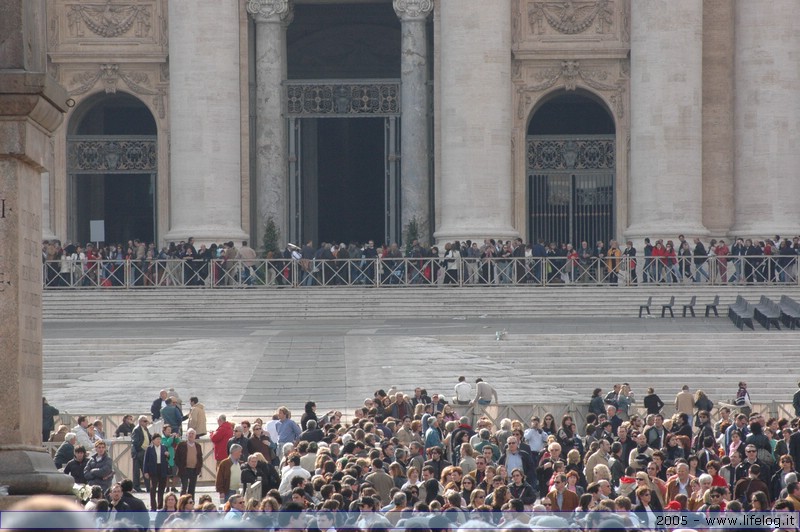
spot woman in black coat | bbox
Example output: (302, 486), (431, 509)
(300, 401), (318, 431)
(507, 468), (537, 506)
(643, 388), (665, 415)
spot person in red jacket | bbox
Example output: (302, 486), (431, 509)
(210, 414), (234, 465)
(651, 241), (667, 283)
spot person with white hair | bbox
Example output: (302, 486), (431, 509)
(54, 432), (77, 469)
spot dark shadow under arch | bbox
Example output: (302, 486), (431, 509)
(70, 91), (156, 136)
(528, 90), (615, 136)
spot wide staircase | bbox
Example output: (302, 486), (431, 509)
(43, 285), (800, 414)
(42, 330), (798, 413)
(42, 284), (800, 321)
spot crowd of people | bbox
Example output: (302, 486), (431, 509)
(39, 380), (800, 531)
(41, 238), (259, 287)
(40, 233), (800, 288)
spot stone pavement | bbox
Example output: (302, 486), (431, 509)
(43, 317), (800, 420)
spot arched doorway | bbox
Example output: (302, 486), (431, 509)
(527, 91), (616, 247)
(67, 92), (157, 245)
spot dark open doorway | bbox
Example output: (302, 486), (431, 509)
(68, 92), (157, 245)
(74, 174), (154, 245)
(315, 118), (385, 245)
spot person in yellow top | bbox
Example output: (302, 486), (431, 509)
(605, 240), (622, 284)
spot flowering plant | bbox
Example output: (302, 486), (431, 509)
(74, 483), (94, 503)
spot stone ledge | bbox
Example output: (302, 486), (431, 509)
(0, 72), (68, 116)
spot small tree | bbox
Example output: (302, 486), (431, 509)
(262, 216), (281, 258)
(404, 217), (420, 256)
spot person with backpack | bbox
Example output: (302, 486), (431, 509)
(745, 421), (775, 470)
(735, 381), (752, 417)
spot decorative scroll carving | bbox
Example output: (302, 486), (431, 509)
(516, 61), (626, 119)
(512, 0), (523, 43)
(620, 0), (630, 42)
(246, 0), (292, 23)
(159, 62), (170, 82)
(66, 1), (151, 38)
(48, 15), (59, 49)
(68, 64), (166, 119)
(527, 137), (615, 170)
(393, 0), (433, 20)
(286, 81), (401, 117)
(528, 0), (614, 35)
(67, 137), (157, 173)
(159, 14), (168, 46)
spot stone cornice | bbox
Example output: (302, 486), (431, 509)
(393, 0), (433, 21)
(246, 0), (293, 24)
(0, 72), (68, 133)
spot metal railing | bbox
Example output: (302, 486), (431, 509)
(44, 400), (794, 482)
(41, 254), (800, 289)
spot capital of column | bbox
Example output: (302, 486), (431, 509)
(393, 0), (433, 21)
(246, 0), (293, 24)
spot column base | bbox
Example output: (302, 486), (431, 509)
(162, 226), (250, 247)
(728, 225), (800, 240)
(0, 447), (75, 502)
(625, 223), (709, 242)
(433, 226), (519, 247)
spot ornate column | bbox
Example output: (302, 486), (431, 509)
(0, 0), (74, 505)
(626, 0), (707, 240)
(247, 0), (292, 250)
(394, 0), (432, 243)
(163, 0), (247, 244)
(433, 0), (517, 244)
(731, 1), (800, 237)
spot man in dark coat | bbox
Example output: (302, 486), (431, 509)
(42, 397), (60, 442)
(151, 390), (167, 420)
(54, 433), (76, 469)
(143, 433), (171, 510)
(120, 479), (149, 530)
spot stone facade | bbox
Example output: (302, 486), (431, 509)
(41, 0), (800, 248)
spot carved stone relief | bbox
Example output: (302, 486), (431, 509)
(528, 0), (614, 35)
(392, 0), (433, 20)
(47, 0), (165, 53)
(514, 0), (630, 47)
(66, 63), (166, 119)
(246, 0), (293, 23)
(515, 60), (628, 121)
(66, 1), (151, 38)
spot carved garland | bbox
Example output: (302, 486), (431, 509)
(528, 0), (614, 35)
(68, 64), (166, 119)
(66, 2), (151, 38)
(516, 60), (626, 120)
